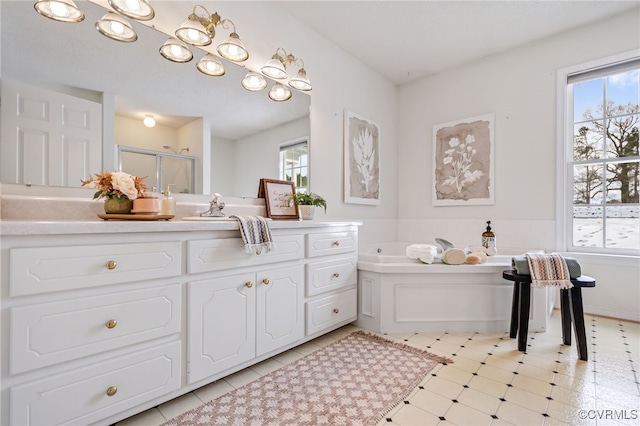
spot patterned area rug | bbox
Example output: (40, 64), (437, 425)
(163, 330), (451, 426)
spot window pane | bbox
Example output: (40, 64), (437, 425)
(573, 164), (603, 204)
(574, 78), (603, 122)
(573, 206), (603, 248)
(605, 206), (640, 250)
(298, 166), (308, 188)
(606, 70), (639, 116)
(573, 123), (603, 160)
(606, 115), (639, 158)
(606, 160), (639, 204)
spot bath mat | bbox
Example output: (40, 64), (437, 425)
(162, 330), (451, 426)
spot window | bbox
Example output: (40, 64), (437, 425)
(279, 141), (308, 193)
(561, 55), (639, 254)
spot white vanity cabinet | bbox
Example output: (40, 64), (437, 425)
(0, 221), (359, 426)
(188, 264), (304, 383)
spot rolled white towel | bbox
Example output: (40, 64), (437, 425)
(418, 245), (438, 264)
(406, 244), (436, 259)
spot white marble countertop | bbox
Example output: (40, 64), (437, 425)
(0, 218), (362, 236)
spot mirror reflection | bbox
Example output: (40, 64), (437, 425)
(0, 0), (310, 197)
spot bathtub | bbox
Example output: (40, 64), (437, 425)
(355, 242), (555, 334)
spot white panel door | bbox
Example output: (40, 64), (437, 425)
(188, 273), (256, 384)
(1, 79), (102, 186)
(256, 265), (305, 356)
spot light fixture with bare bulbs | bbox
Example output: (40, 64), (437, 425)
(261, 47), (312, 92)
(34, 0), (85, 23)
(171, 4), (249, 63)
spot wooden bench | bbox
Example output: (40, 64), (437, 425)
(502, 270), (596, 361)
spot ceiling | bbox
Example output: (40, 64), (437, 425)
(277, 0), (640, 85)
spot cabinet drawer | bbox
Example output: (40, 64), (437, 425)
(306, 288), (357, 335)
(10, 242), (181, 296)
(306, 256), (357, 297)
(188, 235), (303, 274)
(306, 232), (357, 258)
(10, 285), (181, 374)
(10, 341), (181, 426)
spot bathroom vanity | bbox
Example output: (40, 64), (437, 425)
(0, 218), (359, 425)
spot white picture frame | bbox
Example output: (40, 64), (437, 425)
(343, 110), (380, 205)
(432, 113), (495, 206)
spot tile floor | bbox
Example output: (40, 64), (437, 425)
(117, 311), (639, 426)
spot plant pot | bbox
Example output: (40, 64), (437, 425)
(104, 197), (133, 214)
(298, 205), (315, 220)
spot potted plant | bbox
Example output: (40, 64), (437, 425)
(290, 192), (326, 220)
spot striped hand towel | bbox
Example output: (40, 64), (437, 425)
(525, 253), (573, 289)
(230, 215), (275, 255)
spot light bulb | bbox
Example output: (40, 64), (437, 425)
(143, 115), (155, 127)
(109, 21), (124, 35)
(187, 28), (200, 42)
(50, 2), (70, 18)
(125, 0), (140, 11)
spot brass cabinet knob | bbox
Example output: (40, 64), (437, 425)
(332, 241), (340, 247)
(333, 308), (340, 314)
(106, 386), (118, 396)
(333, 272), (340, 278)
(106, 319), (117, 329)
(106, 260), (117, 270)
(262, 278), (270, 285)
(245, 281), (253, 288)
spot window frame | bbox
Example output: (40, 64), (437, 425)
(556, 50), (640, 256)
(278, 137), (309, 193)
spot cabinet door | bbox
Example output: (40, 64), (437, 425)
(256, 265), (305, 356)
(188, 274), (256, 384)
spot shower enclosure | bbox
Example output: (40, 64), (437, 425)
(117, 145), (195, 194)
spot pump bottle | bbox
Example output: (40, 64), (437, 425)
(482, 220), (496, 251)
(161, 184), (176, 216)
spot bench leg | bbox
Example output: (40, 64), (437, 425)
(569, 287), (588, 361)
(510, 281), (520, 338)
(561, 289), (571, 345)
(517, 281), (531, 352)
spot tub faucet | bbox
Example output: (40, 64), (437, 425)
(200, 193), (226, 217)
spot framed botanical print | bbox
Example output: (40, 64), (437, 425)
(432, 114), (495, 206)
(344, 110), (381, 205)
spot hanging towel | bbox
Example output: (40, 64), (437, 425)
(229, 215), (275, 255)
(525, 253), (573, 289)
(512, 255), (581, 278)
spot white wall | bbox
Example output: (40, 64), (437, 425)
(232, 116), (309, 197)
(397, 9), (640, 320)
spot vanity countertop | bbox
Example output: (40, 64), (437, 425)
(0, 219), (362, 236)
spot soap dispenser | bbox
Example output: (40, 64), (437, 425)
(482, 220), (496, 254)
(161, 184), (176, 216)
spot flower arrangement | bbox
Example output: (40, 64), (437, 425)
(81, 171), (146, 201)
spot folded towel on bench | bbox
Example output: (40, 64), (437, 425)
(512, 254), (581, 279)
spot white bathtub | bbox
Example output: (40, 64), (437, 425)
(355, 242), (555, 334)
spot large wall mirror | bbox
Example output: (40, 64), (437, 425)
(0, 0), (310, 197)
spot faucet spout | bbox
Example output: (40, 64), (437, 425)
(200, 193), (226, 217)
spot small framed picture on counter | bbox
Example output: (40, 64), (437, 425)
(259, 178), (299, 219)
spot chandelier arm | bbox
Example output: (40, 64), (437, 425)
(275, 47), (288, 61)
(220, 18), (237, 34)
(193, 4), (210, 20)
